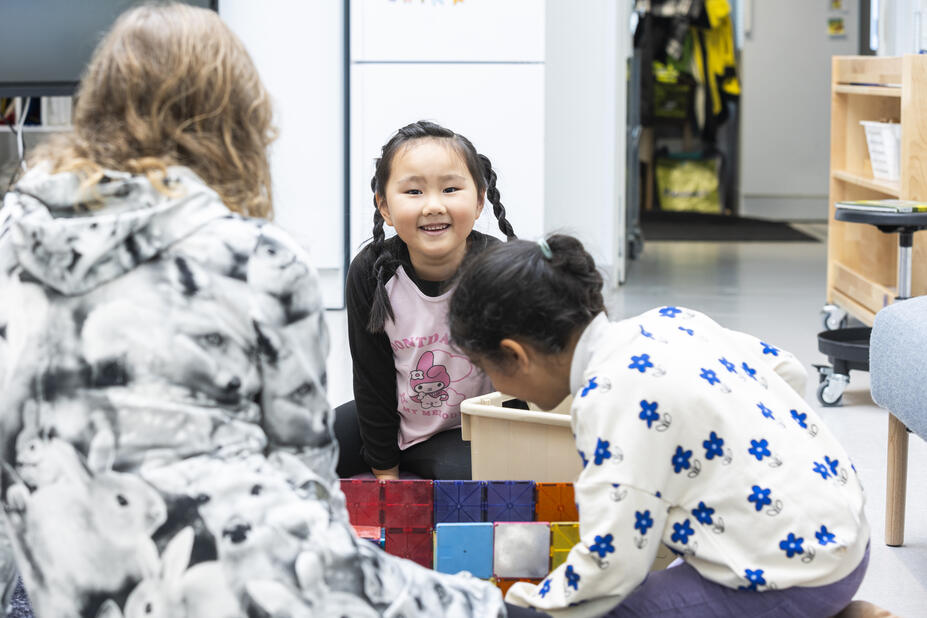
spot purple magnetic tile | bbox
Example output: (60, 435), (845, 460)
(486, 480), (535, 522)
(434, 480), (485, 523)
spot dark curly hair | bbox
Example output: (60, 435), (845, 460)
(449, 234), (605, 364)
(365, 120), (516, 333)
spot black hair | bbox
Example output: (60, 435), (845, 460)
(366, 120), (516, 333)
(449, 234), (605, 364)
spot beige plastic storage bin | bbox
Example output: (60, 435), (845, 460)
(460, 392), (581, 482)
(462, 392), (677, 571)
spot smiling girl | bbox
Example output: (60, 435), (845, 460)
(334, 121), (516, 481)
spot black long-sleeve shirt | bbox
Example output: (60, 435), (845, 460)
(345, 232), (497, 469)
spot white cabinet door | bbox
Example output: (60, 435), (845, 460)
(350, 63), (544, 256)
(350, 0), (544, 62)
(221, 0), (346, 307)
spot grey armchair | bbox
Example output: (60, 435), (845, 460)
(870, 296), (927, 546)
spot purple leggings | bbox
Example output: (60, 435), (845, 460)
(605, 545), (869, 618)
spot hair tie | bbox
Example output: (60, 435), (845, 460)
(537, 238), (553, 260)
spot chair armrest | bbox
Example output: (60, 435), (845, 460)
(870, 296), (927, 438)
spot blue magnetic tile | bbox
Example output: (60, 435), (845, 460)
(486, 481), (535, 522)
(435, 522), (494, 578)
(434, 480), (486, 523)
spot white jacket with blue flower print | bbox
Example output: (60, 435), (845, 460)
(0, 164), (505, 618)
(506, 310), (869, 618)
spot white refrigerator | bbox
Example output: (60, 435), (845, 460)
(349, 0), (546, 255)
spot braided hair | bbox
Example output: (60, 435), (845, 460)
(366, 120), (516, 333)
(448, 234), (605, 364)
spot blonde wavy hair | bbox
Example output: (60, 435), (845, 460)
(32, 2), (276, 218)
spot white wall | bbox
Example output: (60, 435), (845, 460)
(739, 0), (859, 221)
(544, 0), (630, 284)
(220, 0), (346, 307)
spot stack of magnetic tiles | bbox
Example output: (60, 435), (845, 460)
(341, 479), (578, 594)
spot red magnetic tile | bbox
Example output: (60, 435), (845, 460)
(341, 479), (381, 526)
(383, 480), (434, 528)
(384, 527), (433, 569)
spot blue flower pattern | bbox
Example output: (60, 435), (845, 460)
(557, 313), (860, 596)
(539, 579), (551, 598)
(589, 534), (615, 558)
(757, 403), (775, 420)
(581, 377), (598, 398)
(635, 510), (654, 535)
(748, 485), (772, 511)
(639, 400), (660, 428)
(692, 501), (715, 525)
(816, 525), (836, 546)
(812, 461), (830, 480)
(629, 353), (654, 373)
(565, 565), (580, 590)
(700, 368), (720, 386)
(790, 409), (808, 428)
(719, 357), (737, 373)
(672, 446), (693, 473)
(593, 438), (612, 465)
(703, 432), (724, 460)
(671, 519), (695, 544)
(578, 450), (588, 468)
(749, 439), (771, 461)
(743, 569), (766, 591)
(779, 533), (804, 558)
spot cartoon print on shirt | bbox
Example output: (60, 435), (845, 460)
(409, 351), (451, 409)
(404, 350), (479, 413)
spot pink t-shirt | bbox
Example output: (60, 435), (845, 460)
(383, 266), (492, 450)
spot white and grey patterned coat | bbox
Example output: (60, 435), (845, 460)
(0, 164), (505, 618)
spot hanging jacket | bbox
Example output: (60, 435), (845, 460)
(692, 0), (740, 138)
(0, 164), (505, 618)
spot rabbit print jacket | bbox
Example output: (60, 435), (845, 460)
(0, 164), (505, 618)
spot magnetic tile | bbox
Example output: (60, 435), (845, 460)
(493, 521), (551, 578)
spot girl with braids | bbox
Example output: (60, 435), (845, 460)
(335, 120), (516, 481)
(448, 235), (869, 618)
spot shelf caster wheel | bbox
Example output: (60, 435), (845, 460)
(821, 304), (848, 331)
(816, 372), (849, 407)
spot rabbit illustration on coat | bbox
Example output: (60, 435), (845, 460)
(4, 435), (166, 617)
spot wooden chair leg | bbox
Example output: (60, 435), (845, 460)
(885, 413), (909, 547)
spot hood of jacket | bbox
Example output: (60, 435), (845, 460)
(0, 163), (231, 296)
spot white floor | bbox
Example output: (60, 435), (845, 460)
(324, 234), (927, 616)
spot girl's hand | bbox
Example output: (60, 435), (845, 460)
(372, 466), (400, 481)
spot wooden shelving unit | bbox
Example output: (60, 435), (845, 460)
(828, 55), (927, 325)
